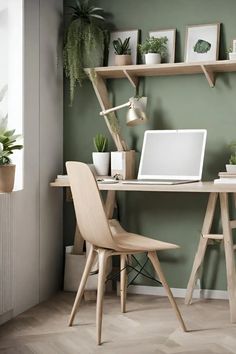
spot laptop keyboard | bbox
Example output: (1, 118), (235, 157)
(122, 179), (197, 185)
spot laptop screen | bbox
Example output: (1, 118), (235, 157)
(138, 130), (207, 180)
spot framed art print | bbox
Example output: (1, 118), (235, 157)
(108, 30), (139, 66)
(149, 29), (176, 63)
(185, 23), (220, 63)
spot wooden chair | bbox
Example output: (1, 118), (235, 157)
(66, 161), (187, 345)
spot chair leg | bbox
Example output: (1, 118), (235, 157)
(96, 249), (111, 345)
(148, 251), (187, 332)
(120, 254), (127, 313)
(68, 245), (96, 326)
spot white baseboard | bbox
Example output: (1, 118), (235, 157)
(117, 282), (228, 300)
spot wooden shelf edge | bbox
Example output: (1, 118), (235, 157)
(85, 60), (236, 81)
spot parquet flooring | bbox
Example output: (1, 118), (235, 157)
(0, 292), (236, 354)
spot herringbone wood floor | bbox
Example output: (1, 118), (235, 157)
(0, 292), (236, 354)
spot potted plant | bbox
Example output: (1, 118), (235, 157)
(113, 37), (132, 66)
(92, 133), (109, 175)
(139, 36), (168, 65)
(64, 0), (108, 104)
(0, 117), (23, 192)
(226, 141), (236, 172)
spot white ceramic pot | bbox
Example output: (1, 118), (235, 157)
(229, 52), (236, 60)
(92, 152), (110, 176)
(145, 53), (161, 65)
(226, 164), (236, 173)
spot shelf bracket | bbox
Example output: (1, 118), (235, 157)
(201, 65), (215, 88)
(87, 70), (127, 151)
(123, 70), (139, 88)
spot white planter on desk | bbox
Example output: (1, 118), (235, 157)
(92, 152), (110, 176)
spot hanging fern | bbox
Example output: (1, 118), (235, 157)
(64, 0), (107, 104)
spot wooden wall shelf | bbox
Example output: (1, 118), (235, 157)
(86, 60), (236, 88)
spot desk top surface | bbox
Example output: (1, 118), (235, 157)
(50, 179), (236, 193)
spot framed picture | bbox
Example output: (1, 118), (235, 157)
(232, 39), (236, 53)
(108, 30), (139, 66)
(185, 23), (220, 63)
(149, 29), (176, 63)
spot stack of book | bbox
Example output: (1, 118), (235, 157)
(214, 172), (236, 184)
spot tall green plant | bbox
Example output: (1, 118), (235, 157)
(64, 0), (107, 104)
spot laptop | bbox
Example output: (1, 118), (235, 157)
(122, 129), (207, 185)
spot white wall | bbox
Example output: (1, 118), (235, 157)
(0, 0), (63, 321)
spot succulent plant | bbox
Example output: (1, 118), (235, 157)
(93, 133), (108, 152)
(113, 37), (131, 55)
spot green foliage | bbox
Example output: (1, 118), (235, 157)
(139, 36), (168, 57)
(113, 37), (131, 55)
(64, 0), (107, 104)
(93, 133), (108, 152)
(0, 117), (23, 165)
(229, 141), (236, 164)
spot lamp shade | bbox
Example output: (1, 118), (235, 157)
(126, 97), (148, 126)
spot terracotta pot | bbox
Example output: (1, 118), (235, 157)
(115, 55), (132, 66)
(0, 164), (15, 193)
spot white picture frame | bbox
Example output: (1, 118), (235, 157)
(185, 23), (220, 63)
(149, 29), (176, 63)
(108, 30), (139, 66)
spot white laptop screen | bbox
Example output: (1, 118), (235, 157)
(138, 130), (207, 180)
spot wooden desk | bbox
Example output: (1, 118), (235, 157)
(51, 179), (236, 322)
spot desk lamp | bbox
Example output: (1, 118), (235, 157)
(100, 97), (148, 127)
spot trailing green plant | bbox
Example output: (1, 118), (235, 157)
(93, 133), (108, 152)
(0, 117), (23, 165)
(229, 141), (236, 164)
(113, 37), (131, 55)
(64, 0), (107, 104)
(139, 36), (168, 57)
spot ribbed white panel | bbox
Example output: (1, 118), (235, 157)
(0, 194), (13, 315)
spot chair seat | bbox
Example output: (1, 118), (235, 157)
(109, 218), (178, 252)
(113, 232), (179, 252)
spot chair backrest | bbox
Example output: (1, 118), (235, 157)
(66, 161), (118, 249)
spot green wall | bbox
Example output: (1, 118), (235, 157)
(64, 0), (236, 290)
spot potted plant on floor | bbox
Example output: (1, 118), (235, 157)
(92, 133), (109, 175)
(113, 37), (132, 66)
(139, 36), (168, 65)
(226, 141), (236, 172)
(0, 117), (23, 192)
(64, 0), (108, 104)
